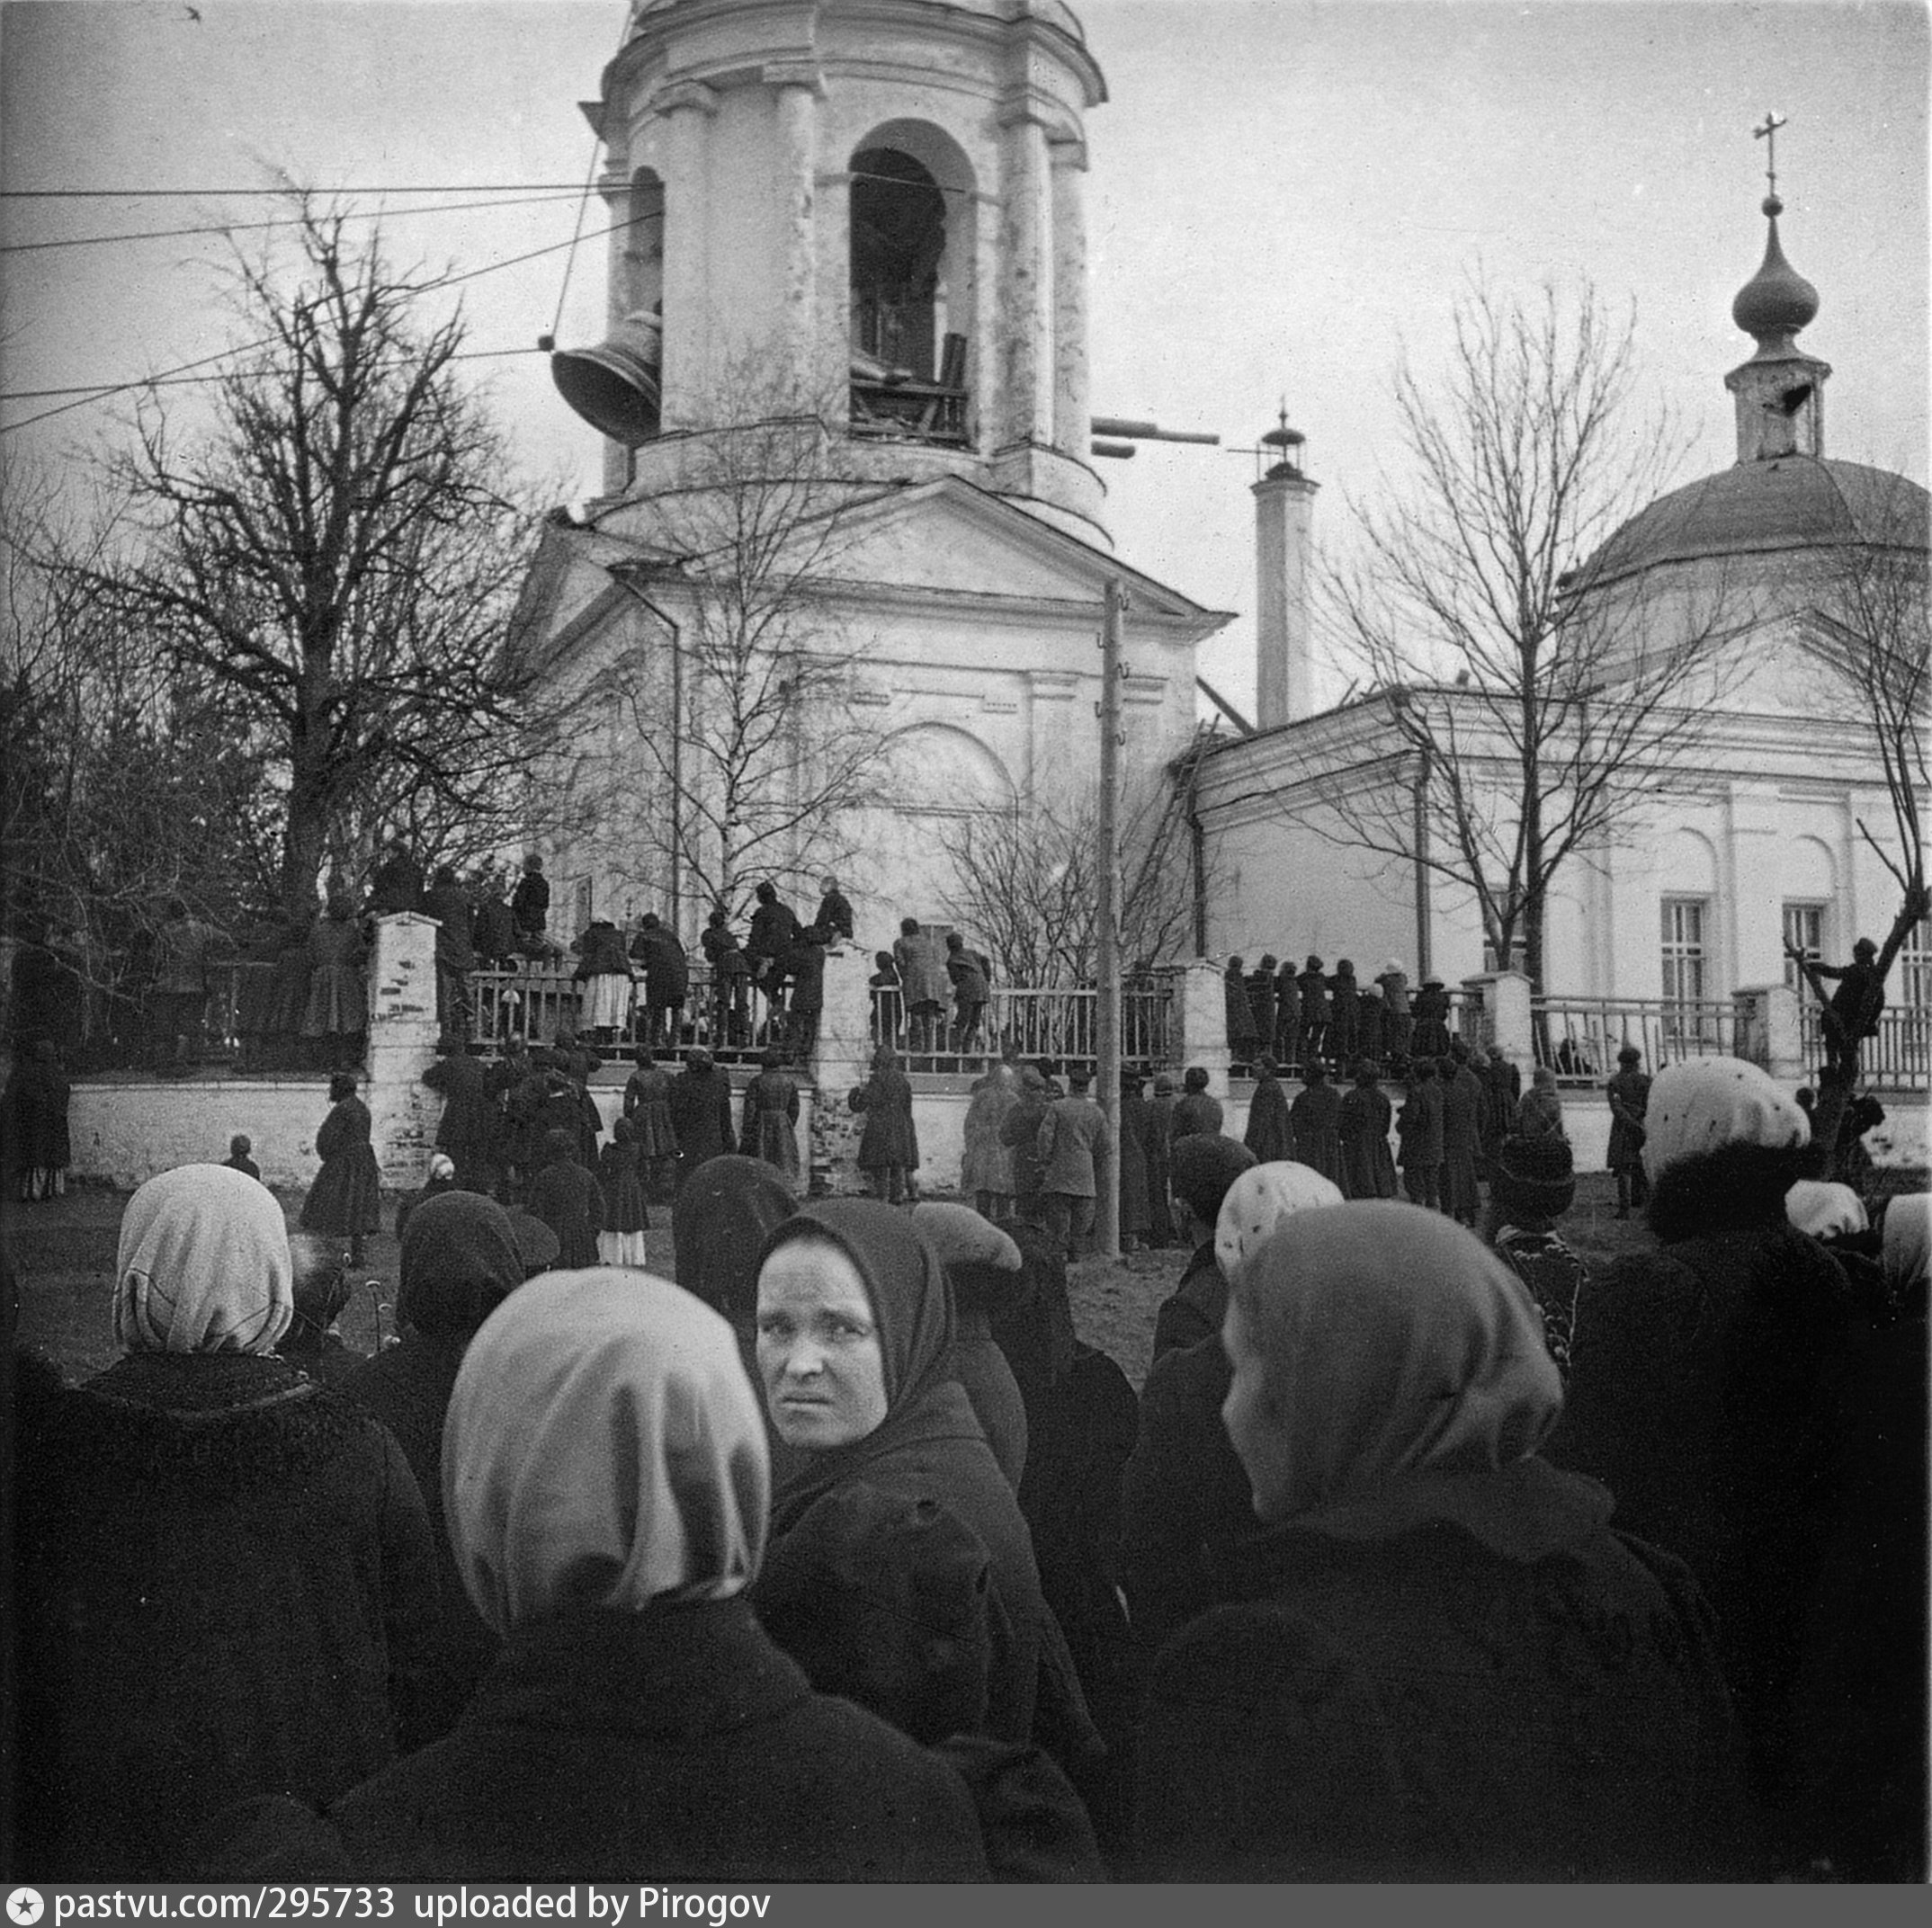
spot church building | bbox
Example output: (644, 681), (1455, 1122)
(509, 0), (1229, 943)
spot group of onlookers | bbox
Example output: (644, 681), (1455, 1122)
(1222, 952), (1453, 1076)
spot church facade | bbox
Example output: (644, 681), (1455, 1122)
(508, 0), (1228, 945)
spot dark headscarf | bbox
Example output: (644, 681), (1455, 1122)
(673, 1155), (796, 1321)
(398, 1191), (525, 1336)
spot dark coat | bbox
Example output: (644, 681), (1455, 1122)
(422, 882), (476, 972)
(1606, 1068), (1651, 1174)
(1326, 967), (1359, 1055)
(622, 1065), (679, 1161)
(1441, 1066), (1484, 1215)
(1295, 967), (1329, 1026)
(1396, 1080), (1445, 1168)
(1287, 1081), (1341, 1184)
(962, 1070), (1020, 1198)
(1272, 966), (1301, 1054)
(1223, 968), (1258, 1050)
(852, 1064), (919, 1170)
(1337, 1084), (1398, 1200)
(1410, 983), (1452, 1056)
(424, 1052), (496, 1178)
(739, 1068), (802, 1183)
(1120, 1332), (1257, 1657)
(1001, 1088), (1053, 1201)
(954, 1317), (1031, 1492)
(629, 924), (689, 1006)
(1151, 1242), (1227, 1361)
(785, 933), (827, 1014)
(815, 890), (855, 942)
(572, 921), (631, 982)
(472, 894), (518, 966)
(526, 1156), (605, 1268)
(1117, 1088), (1152, 1236)
(1242, 1073), (1294, 1163)
(1244, 968), (1276, 1047)
(893, 930), (950, 1010)
(668, 1063), (736, 1174)
(15, 1354), (444, 1879)
(597, 1138), (649, 1234)
(1169, 1091), (1223, 1140)
(301, 914), (367, 1036)
(242, 1603), (993, 1881)
(1036, 1093), (1107, 1199)
(2, 1051), (71, 1175)
(1135, 1468), (1751, 1880)
(1141, 1093), (1175, 1245)
(509, 870), (550, 936)
(300, 1095), (381, 1237)
(747, 898), (802, 972)
(366, 852), (425, 918)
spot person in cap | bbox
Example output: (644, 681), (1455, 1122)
(1545, 1058), (1858, 1825)
(1143, 1071), (1178, 1246)
(914, 1202), (1031, 1488)
(1788, 934), (1888, 1082)
(242, 1270), (1005, 1880)
(1394, 1058), (1445, 1210)
(1134, 1201), (1749, 1880)
(1487, 1134), (1586, 1382)
(299, 1071), (382, 1267)
(1149, 1134), (1257, 1360)
(16, 1166), (443, 1878)
(1606, 1043), (1651, 1218)
(1287, 1056), (1341, 1186)
(1409, 975), (1451, 1058)
(1122, 1163), (1343, 1660)
(1036, 1065), (1109, 1257)
(1170, 1063), (1223, 1141)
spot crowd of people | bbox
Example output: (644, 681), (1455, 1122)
(9, 1003), (1925, 1880)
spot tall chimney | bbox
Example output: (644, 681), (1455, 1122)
(1252, 435), (1319, 729)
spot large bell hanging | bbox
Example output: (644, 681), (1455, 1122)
(550, 310), (663, 445)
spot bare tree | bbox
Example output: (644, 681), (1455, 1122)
(1314, 276), (1739, 989)
(70, 205), (564, 917)
(591, 385), (894, 924)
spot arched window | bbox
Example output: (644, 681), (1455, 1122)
(850, 147), (944, 379)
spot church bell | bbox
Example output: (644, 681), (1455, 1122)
(550, 310), (663, 446)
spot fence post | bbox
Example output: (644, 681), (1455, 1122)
(808, 942), (874, 1195)
(1165, 958), (1231, 1095)
(1733, 983), (1805, 1083)
(1462, 968), (1534, 1082)
(366, 913), (443, 1187)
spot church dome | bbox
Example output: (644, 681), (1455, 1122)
(1731, 195), (1820, 354)
(627, 0), (1087, 36)
(1576, 458), (1928, 592)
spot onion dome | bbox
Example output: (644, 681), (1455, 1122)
(1731, 194), (1820, 355)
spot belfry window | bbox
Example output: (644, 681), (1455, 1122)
(849, 146), (967, 445)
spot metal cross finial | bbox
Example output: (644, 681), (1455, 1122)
(1753, 111), (1787, 196)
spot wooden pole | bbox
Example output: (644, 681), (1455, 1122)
(1096, 578), (1127, 1259)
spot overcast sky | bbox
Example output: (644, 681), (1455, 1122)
(4, 0), (1926, 711)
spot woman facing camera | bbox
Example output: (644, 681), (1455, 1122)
(1134, 1201), (1751, 1881)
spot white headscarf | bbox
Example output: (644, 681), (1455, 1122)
(444, 1268), (769, 1637)
(1883, 1192), (1930, 1295)
(1215, 1161), (1346, 1280)
(1640, 1058), (1810, 1184)
(1784, 1180), (1869, 1241)
(113, 1163), (294, 1355)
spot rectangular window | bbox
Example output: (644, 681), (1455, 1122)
(1660, 897), (1707, 1004)
(1783, 903), (1826, 993)
(1901, 918), (1932, 1010)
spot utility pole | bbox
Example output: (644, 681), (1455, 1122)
(1096, 577), (1128, 1259)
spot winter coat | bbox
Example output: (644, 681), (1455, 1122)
(1409, 983), (1452, 1057)
(367, 852), (425, 918)
(621, 1066), (679, 1161)
(597, 1138), (649, 1234)
(422, 883), (477, 973)
(15, 1354), (445, 1879)
(424, 1052), (496, 1177)
(1223, 968), (1258, 1050)
(815, 889), (855, 942)
(629, 924), (689, 1007)
(1001, 1088), (1054, 1201)
(1036, 1094), (1107, 1200)
(1441, 1067), (1484, 1215)
(2, 1052), (71, 1177)
(1326, 967), (1360, 1056)
(962, 1069), (1020, 1197)
(851, 1064), (919, 1171)
(300, 1096), (382, 1237)
(668, 1063), (736, 1176)
(301, 915), (367, 1036)
(1272, 967), (1301, 1055)
(1397, 1081), (1445, 1169)
(1242, 1073), (1294, 1163)
(509, 871), (550, 937)
(1151, 1243), (1229, 1361)
(785, 934), (827, 1015)
(1117, 1087), (1152, 1236)
(747, 900), (802, 977)
(739, 1069), (802, 1185)
(1337, 1084), (1398, 1200)
(1606, 1068), (1651, 1174)
(954, 1313), (1031, 1492)
(893, 930), (950, 1010)
(472, 894), (518, 967)
(1287, 1081), (1341, 1184)
(1375, 968), (1411, 1018)
(525, 1156), (605, 1269)
(1169, 1091), (1223, 1140)
(947, 948), (990, 1010)
(1295, 967), (1330, 1026)
(1244, 969), (1276, 1048)
(573, 921), (632, 983)
(1135, 1467), (1751, 1880)
(227, 1602), (995, 1881)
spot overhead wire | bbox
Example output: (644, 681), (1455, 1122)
(0, 183), (597, 199)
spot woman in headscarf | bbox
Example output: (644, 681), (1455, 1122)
(300, 889), (367, 1073)
(1135, 1201), (1749, 1881)
(738, 1047), (802, 1192)
(1545, 1058), (1858, 1833)
(753, 1201), (1051, 1745)
(1336, 1059), (1398, 1201)
(391, 1149), (461, 1247)
(621, 1045), (679, 1200)
(299, 1071), (382, 1266)
(913, 1201), (1031, 1489)
(1286, 1059), (1340, 1184)
(1, 1036), (72, 1201)
(247, 1270), (996, 1879)
(16, 1165), (443, 1879)
(596, 1115), (649, 1267)
(849, 1043), (919, 1203)
(962, 1058), (1021, 1218)
(526, 1126), (604, 1270)
(1242, 1055), (1294, 1165)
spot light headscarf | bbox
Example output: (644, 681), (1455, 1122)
(1641, 1057), (1809, 1184)
(1215, 1161), (1346, 1280)
(114, 1163), (294, 1355)
(443, 1268), (769, 1636)
(1882, 1192), (1930, 1296)
(1784, 1180), (1869, 1242)
(1230, 1201), (1561, 1525)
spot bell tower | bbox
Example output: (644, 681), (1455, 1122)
(553, 0), (1109, 542)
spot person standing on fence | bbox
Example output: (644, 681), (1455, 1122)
(1376, 959), (1412, 1061)
(1288, 1058), (1341, 1186)
(1606, 1044), (1652, 1219)
(893, 918), (950, 1057)
(571, 915), (635, 1049)
(471, 868), (518, 968)
(785, 924), (827, 1063)
(702, 907), (751, 1048)
(302, 890), (368, 1075)
(150, 897), (223, 1075)
(622, 1045), (681, 1199)
(869, 950), (904, 1050)
(740, 1047), (803, 1193)
(1272, 958), (1301, 1069)
(1440, 1052), (1484, 1227)
(946, 933), (989, 1055)
(1246, 957), (1278, 1061)
(422, 867), (476, 1047)
(1223, 957), (1259, 1069)
(747, 881), (802, 1040)
(1294, 956), (1329, 1073)
(850, 1043), (919, 1204)
(630, 911), (688, 1048)
(814, 876), (855, 946)
(962, 1056), (1021, 1219)
(365, 838), (425, 919)
(510, 854), (550, 954)
(1789, 935), (1888, 1082)
(1036, 1066), (1108, 1258)
(1410, 974), (1452, 1058)
(1327, 959), (1361, 1067)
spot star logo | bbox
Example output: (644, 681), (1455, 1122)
(7, 1893), (45, 1926)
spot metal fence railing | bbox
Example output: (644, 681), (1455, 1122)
(1531, 997), (1738, 1083)
(1797, 1000), (1932, 1091)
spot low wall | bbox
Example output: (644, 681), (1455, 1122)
(71, 1080), (337, 1192)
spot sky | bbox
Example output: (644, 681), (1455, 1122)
(3, 0), (1927, 713)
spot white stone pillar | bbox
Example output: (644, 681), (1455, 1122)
(366, 914), (442, 1185)
(1253, 467), (1320, 727)
(1733, 982), (1807, 1084)
(997, 97), (1053, 450)
(764, 63), (821, 409)
(1462, 968), (1534, 1081)
(1164, 958), (1232, 1097)
(656, 80), (718, 429)
(808, 944), (875, 1194)
(1048, 134), (1089, 463)
(814, 164), (853, 432)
